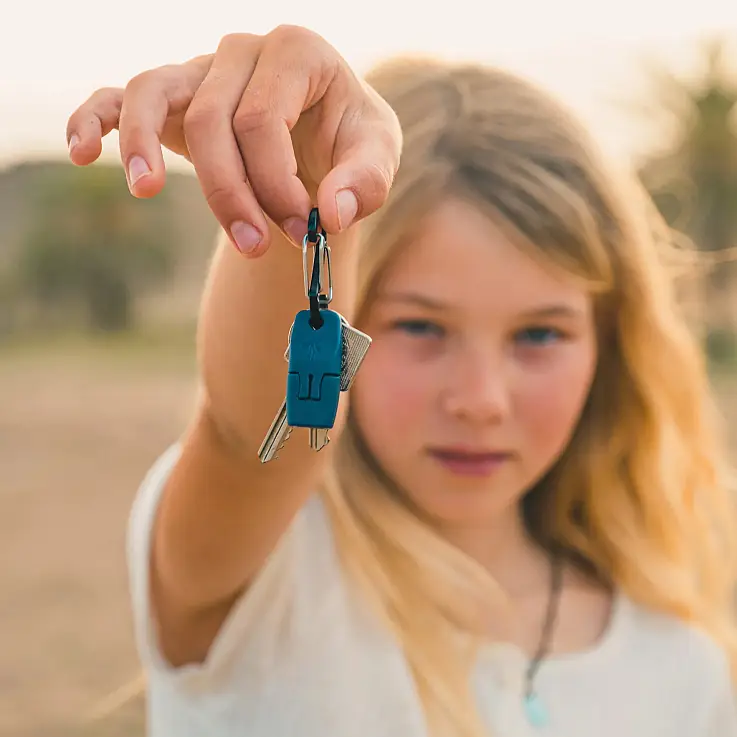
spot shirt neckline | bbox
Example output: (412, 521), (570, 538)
(476, 589), (631, 673)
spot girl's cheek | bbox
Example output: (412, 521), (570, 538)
(352, 340), (436, 435)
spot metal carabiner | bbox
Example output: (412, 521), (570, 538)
(302, 208), (333, 328)
(302, 230), (333, 305)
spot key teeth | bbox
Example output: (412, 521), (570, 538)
(273, 428), (293, 459)
(258, 398), (294, 464)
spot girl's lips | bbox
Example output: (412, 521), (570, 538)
(428, 448), (513, 477)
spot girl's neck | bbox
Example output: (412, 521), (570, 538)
(438, 505), (552, 599)
(437, 506), (614, 658)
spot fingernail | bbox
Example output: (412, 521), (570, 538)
(336, 189), (358, 231)
(68, 134), (79, 153)
(231, 221), (262, 254)
(283, 217), (309, 246)
(127, 155), (151, 188)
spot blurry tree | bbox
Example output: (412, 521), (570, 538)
(17, 163), (177, 332)
(634, 38), (737, 333)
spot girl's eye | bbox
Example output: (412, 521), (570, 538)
(515, 326), (564, 346)
(393, 319), (445, 338)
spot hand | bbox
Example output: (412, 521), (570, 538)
(66, 26), (403, 256)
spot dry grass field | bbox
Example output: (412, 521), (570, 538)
(0, 333), (197, 737)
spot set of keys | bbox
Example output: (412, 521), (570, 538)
(258, 208), (372, 463)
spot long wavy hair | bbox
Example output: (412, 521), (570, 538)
(319, 56), (737, 737)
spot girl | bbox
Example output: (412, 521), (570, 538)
(68, 26), (737, 737)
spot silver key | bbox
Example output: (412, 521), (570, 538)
(258, 399), (293, 463)
(309, 427), (330, 452)
(283, 322), (293, 362)
(338, 316), (372, 391)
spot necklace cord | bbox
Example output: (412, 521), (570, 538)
(524, 555), (564, 696)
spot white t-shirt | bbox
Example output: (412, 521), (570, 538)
(128, 443), (737, 737)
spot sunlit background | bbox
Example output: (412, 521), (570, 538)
(2, 1), (737, 735)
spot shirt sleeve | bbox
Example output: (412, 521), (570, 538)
(126, 442), (299, 690)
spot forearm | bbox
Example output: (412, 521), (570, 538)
(151, 222), (358, 627)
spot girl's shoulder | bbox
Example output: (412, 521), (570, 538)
(622, 594), (730, 679)
(620, 596), (736, 730)
(540, 591), (735, 733)
(559, 590), (735, 711)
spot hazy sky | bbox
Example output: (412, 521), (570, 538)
(2, 0), (736, 172)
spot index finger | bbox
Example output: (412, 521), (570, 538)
(183, 34), (273, 256)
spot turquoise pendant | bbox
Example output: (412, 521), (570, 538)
(523, 692), (549, 728)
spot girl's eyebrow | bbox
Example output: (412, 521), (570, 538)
(517, 305), (587, 319)
(378, 291), (447, 310)
(379, 291), (586, 319)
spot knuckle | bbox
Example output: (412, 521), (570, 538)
(80, 87), (122, 128)
(90, 85), (120, 101)
(218, 32), (260, 52)
(158, 63), (197, 106)
(156, 63), (185, 88)
(232, 101), (274, 135)
(267, 24), (338, 64)
(88, 86), (122, 110)
(203, 182), (238, 214)
(364, 160), (393, 204)
(126, 64), (180, 96)
(269, 24), (309, 44)
(125, 68), (158, 94)
(182, 101), (216, 134)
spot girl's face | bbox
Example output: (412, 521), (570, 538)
(351, 197), (598, 532)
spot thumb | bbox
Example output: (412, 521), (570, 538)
(316, 117), (402, 234)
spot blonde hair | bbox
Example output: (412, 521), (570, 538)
(318, 57), (737, 737)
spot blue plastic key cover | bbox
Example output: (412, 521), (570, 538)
(286, 309), (343, 429)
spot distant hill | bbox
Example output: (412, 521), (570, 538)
(0, 159), (220, 327)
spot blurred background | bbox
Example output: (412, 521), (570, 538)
(1, 1), (737, 735)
